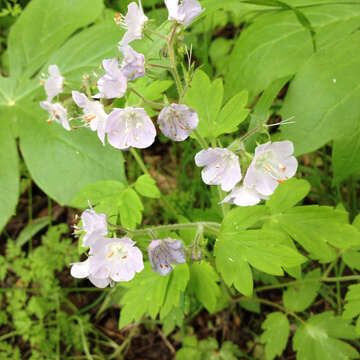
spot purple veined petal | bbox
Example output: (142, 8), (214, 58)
(106, 107), (156, 149)
(70, 259), (90, 278)
(44, 64), (64, 102)
(119, 1), (148, 46)
(119, 45), (145, 80)
(222, 185), (265, 207)
(270, 140), (294, 158)
(96, 59), (128, 99)
(244, 165), (279, 196)
(282, 156), (298, 179)
(81, 209), (108, 235)
(72, 91), (89, 108)
(164, 0), (180, 20)
(128, 247), (145, 273)
(254, 141), (272, 157)
(195, 148), (242, 191)
(40, 101), (71, 131)
(88, 275), (110, 288)
(165, 239), (186, 264)
(179, 0), (204, 26)
(157, 104), (198, 141)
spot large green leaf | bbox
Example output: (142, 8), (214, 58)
(225, 1), (360, 100)
(261, 312), (290, 360)
(219, 230), (306, 276)
(281, 31), (360, 183)
(0, 119), (19, 231)
(343, 285), (360, 320)
(277, 206), (360, 262)
(8, 0), (104, 78)
(293, 312), (358, 360)
(18, 105), (125, 205)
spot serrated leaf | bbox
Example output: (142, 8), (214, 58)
(118, 188), (143, 230)
(342, 250), (360, 271)
(119, 263), (189, 328)
(214, 91), (249, 137)
(261, 312), (290, 360)
(283, 269), (321, 312)
(277, 206), (360, 262)
(221, 205), (269, 233)
(189, 262), (221, 313)
(343, 285), (360, 320)
(134, 174), (161, 199)
(219, 230), (306, 276)
(215, 238), (253, 296)
(267, 178), (310, 214)
(293, 312), (358, 360)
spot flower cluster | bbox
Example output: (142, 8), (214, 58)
(195, 141), (298, 206)
(71, 208), (186, 287)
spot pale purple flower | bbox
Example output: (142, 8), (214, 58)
(195, 148), (242, 191)
(222, 185), (269, 207)
(44, 65), (64, 102)
(244, 141), (298, 196)
(119, 1), (148, 46)
(105, 107), (156, 149)
(157, 104), (198, 141)
(71, 237), (144, 288)
(148, 238), (186, 276)
(119, 45), (145, 80)
(72, 91), (108, 145)
(40, 101), (71, 131)
(165, 0), (204, 26)
(94, 59), (127, 99)
(80, 209), (108, 248)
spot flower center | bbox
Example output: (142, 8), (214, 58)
(105, 242), (128, 261)
(255, 151), (287, 182)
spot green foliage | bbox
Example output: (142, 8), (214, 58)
(283, 269), (321, 312)
(134, 174), (161, 198)
(185, 70), (249, 139)
(261, 312), (290, 360)
(119, 263), (189, 328)
(293, 312), (359, 360)
(0, 119), (19, 231)
(343, 284), (360, 336)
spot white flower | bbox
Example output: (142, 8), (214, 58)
(40, 101), (71, 131)
(119, 1), (148, 46)
(157, 104), (198, 141)
(222, 185), (269, 207)
(105, 107), (156, 149)
(94, 59), (128, 99)
(195, 148), (242, 191)
(244, 141), (298, 196)
(72, 91), (108, 145)
(80, 209), (108, 248)
(148, 238), (186, 276)
(119, 45), (145, 80)
(71, 237), (144, 288)
(44, 65), (64, 102)
(165, 0), (204, 26)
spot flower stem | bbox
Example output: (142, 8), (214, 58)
(146, 27), (169, 41)
(128, 87), (165, 110)
(192, 129), (208, 149)
(148, 63), (173, 71)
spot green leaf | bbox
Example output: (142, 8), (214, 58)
(225, 2), (360, 100)
(293, 312), (359, 360)
(221, 205), (269, 233)
(342, 250), (360, 271)
(119, 263), (189, 328)
(277, 206), (360, 262)
(118, 188), (143, 230)
(213, 91), (249, 137)
(219, 230), (306, 276)
(267, 178), (310, 213)
(283, 269), (321, 312)
(8, 0), (104, 78)
(189, 262), (221, 313)
(0, 119), (19, 231)
(343, 285), (360, 320)
(281, 31), (360, 183)
(260, 312), (290, 360)
(215, 238), (253, 296)
(134, 174), (161, 199)
(19, 105), (126, 206)
(16, 217), (49, 248)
